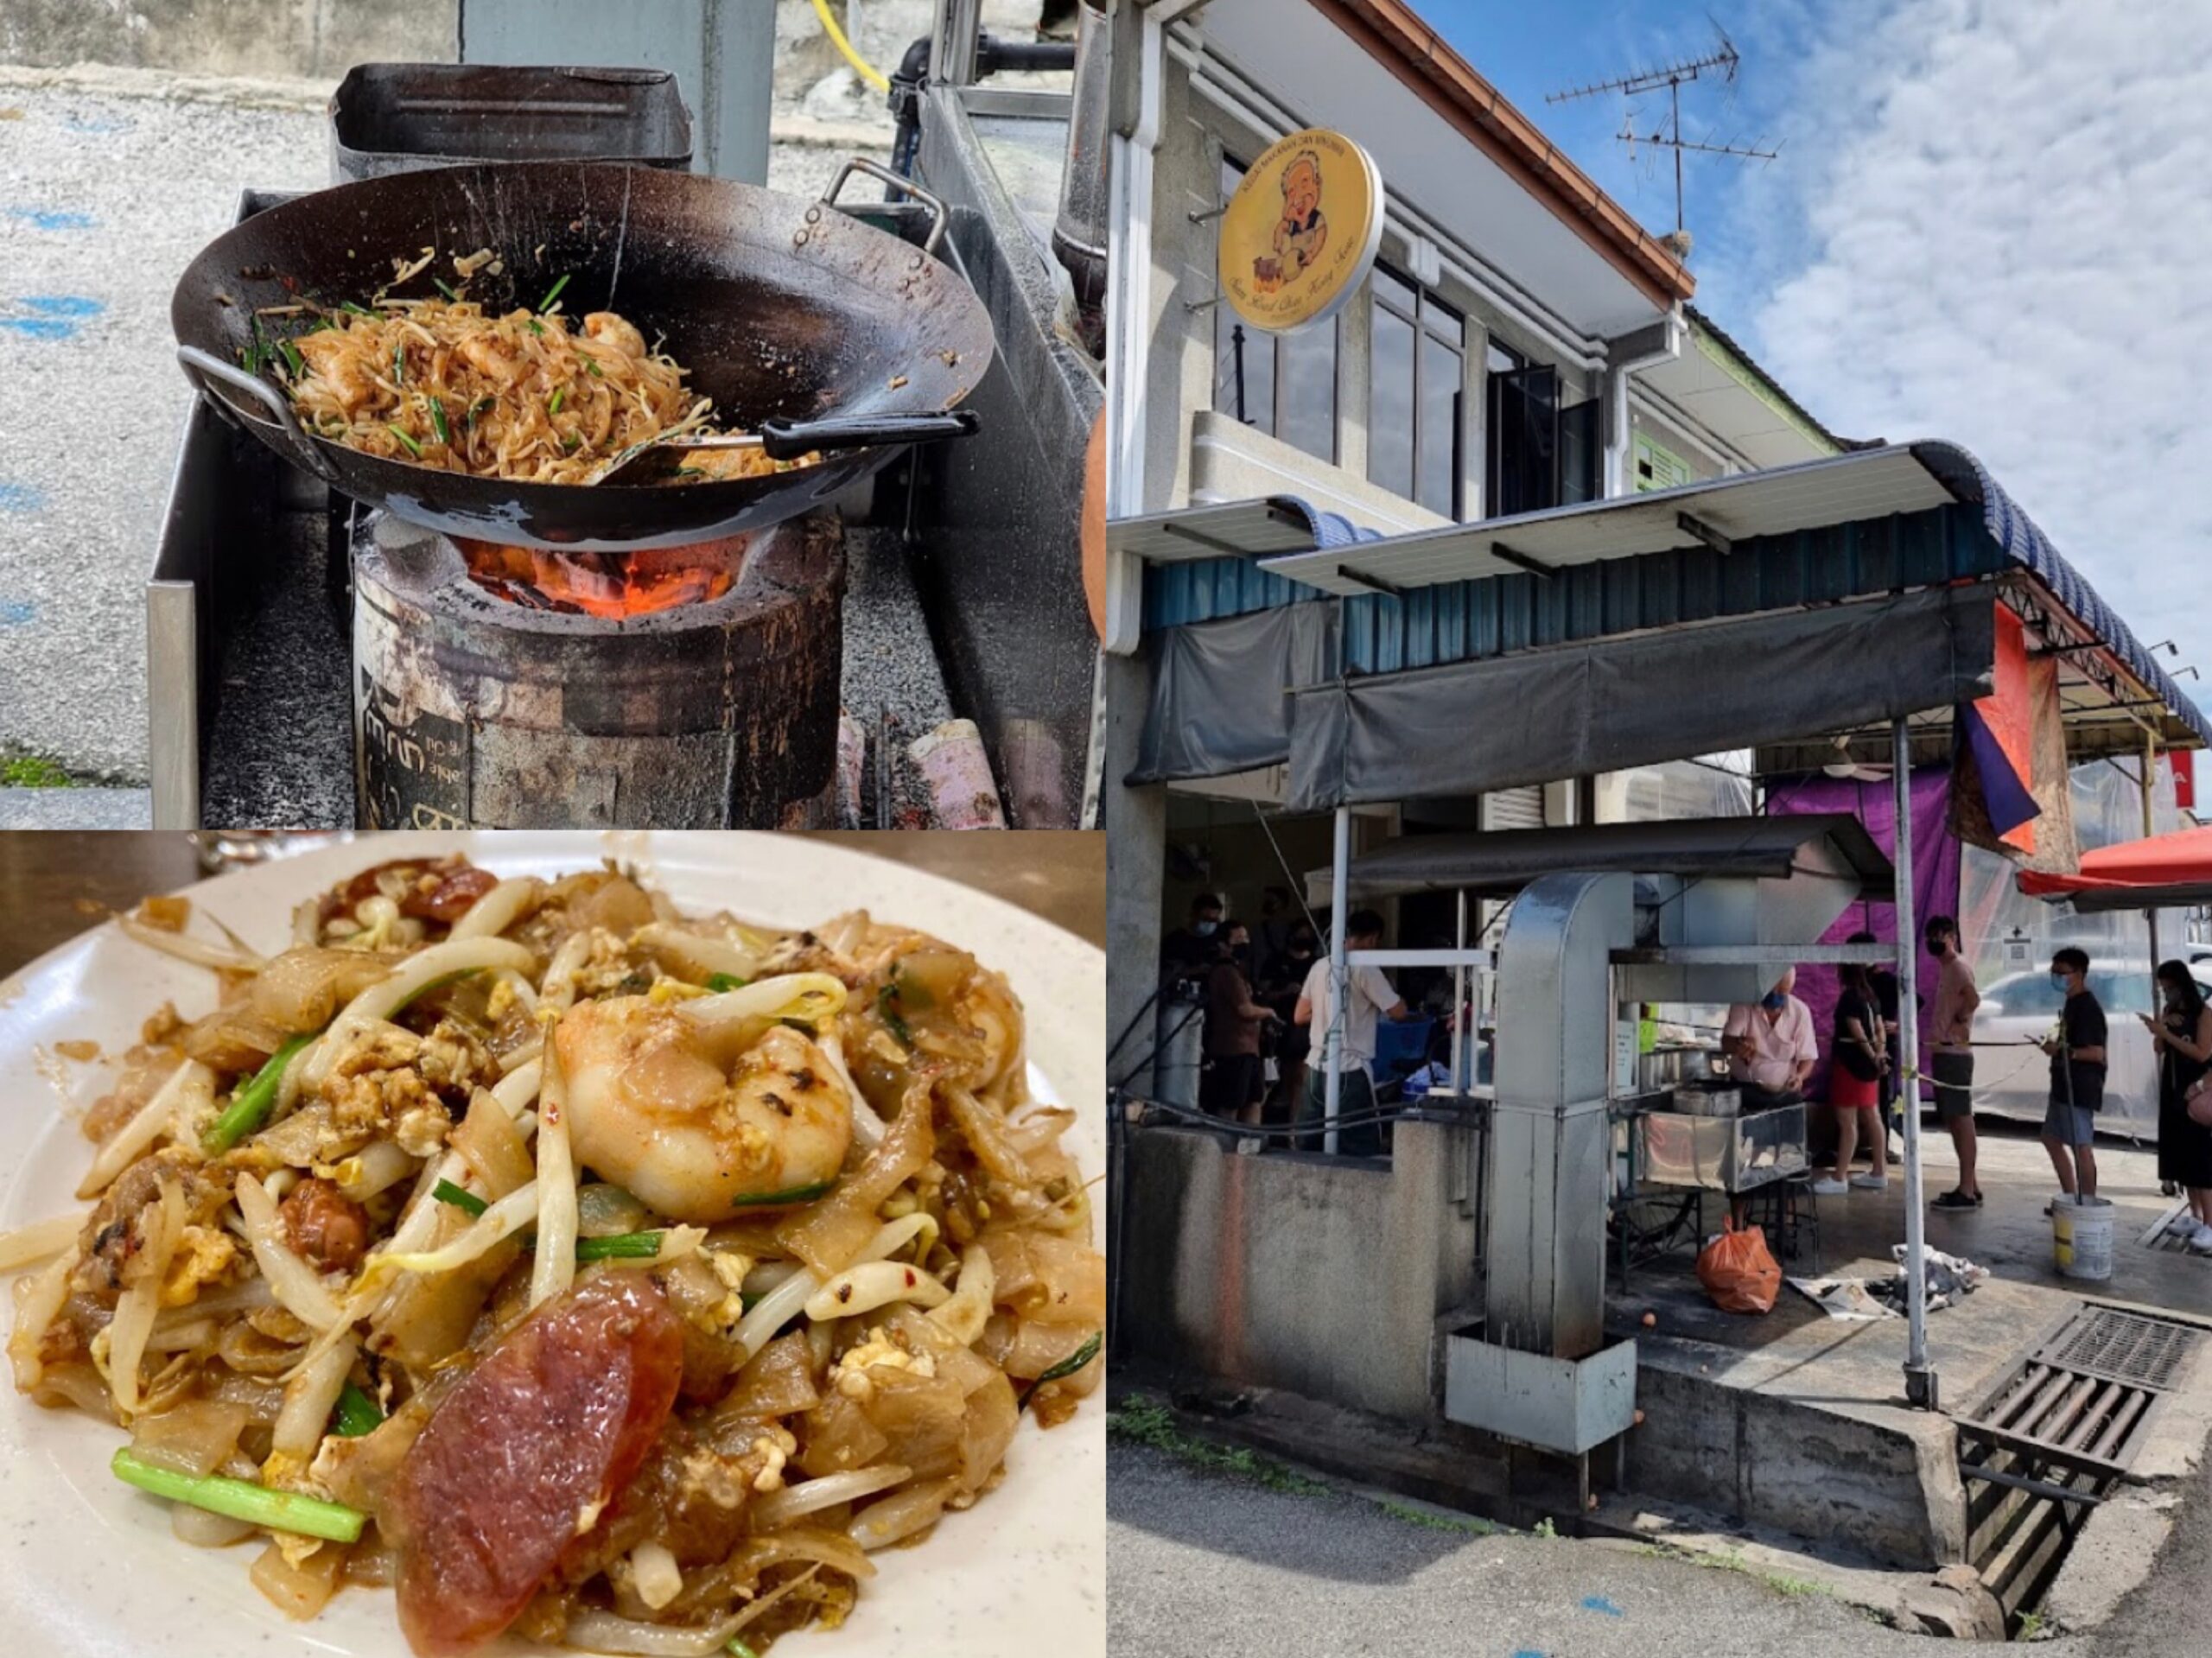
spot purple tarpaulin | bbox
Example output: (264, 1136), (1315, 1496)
(1767, 769), (1963, 1103)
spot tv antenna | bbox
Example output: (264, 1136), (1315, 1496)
(1548, 23), (1777, 243)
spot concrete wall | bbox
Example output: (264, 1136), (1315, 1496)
(0, 0), (454, 79)
(1122, 1121), (1483, 1420)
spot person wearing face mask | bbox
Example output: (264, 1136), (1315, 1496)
(1924, 916), (1984, 1211)
(1200, 920), (1275, 1125)
(1721, 969), (1818, 1110)
(1162, 893), (1226, 988)
(2145, 960), (2212, 1252)
(2036, 948), (2107, 1205)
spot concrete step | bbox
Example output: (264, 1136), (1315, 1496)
(0, 787), (150, 827)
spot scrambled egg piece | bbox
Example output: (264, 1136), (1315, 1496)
(830, 1326), (937, 1403)
(157, 1223), (239, 1307)
(747, 1426), (798, 1494)
(319, 1018), (491, 1155)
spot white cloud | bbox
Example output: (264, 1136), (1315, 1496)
(1745, 0), (2212, 679)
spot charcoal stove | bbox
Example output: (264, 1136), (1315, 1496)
(353, 513), (843, 829)
(147, 33), (1106, 830)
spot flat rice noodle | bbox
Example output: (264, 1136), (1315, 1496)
(129, 1397), (251, 1477)
(666, 1528), (871, 1620)
(256, 1102), (339, 1168)
(251, 947), (394, 1035)
(854, 1367), (968, 1482)
(797, 1393), (890, 1481)
(777, 1079), (935, 1280)
(32, 1360), (116, 1420)
(208, 1368), (289, 1425)
(875, 1305), (999, 1398)
(984, 1229), (1107, 1326)
(989, 1315), (1099, 1382)
(372, 1220), (524, 1372)
(449, 1088), (533, 1197)
(714, 1331), (821, 1422)
(957, 1369), (1019, 1494)
(942, 1085), (1031, 1187)
(390, 1271), (683, 1657)
(316, 1398), (430, 1530)
(251, 1535), (346, 1620)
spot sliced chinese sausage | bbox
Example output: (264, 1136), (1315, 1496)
(389, 1271), (684, 1658)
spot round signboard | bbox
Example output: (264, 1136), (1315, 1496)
(1217, 126), (1387, 336)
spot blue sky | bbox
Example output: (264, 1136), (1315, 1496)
(1414, 0), (2212, 683)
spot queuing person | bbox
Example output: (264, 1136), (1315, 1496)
(1721, 968), (1818, 1107)
(1814, 962), (1890, 1197)
(1161, 893), (1224, 986)
(1199, 920), (1274, 1126)
(2037, 947), (2107, 1205)
(1294, 910), (1406, 1157)
(1923, 915), (1984, 1210)
(2146, 960), (2212, 1252)
(1258, 927), (1319, 1121)
(1843, 930), (1906, 1159)
(1253, 886), (1297, 986)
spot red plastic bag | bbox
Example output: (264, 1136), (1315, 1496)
(1695, 1219), (1781, 1315)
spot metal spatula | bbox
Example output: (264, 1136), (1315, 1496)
(594, 410), (979, 486)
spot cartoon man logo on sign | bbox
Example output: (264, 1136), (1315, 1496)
(1218, 127), (1383, 336)
(1253, 149), (1329, 291)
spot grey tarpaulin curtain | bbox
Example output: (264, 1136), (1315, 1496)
(1285, 587), (1994, 811)
(1128, 602), (1338, 784)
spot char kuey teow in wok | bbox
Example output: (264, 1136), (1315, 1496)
(1, 856), (1102, 1657)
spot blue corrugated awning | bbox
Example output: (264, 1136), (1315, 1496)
(1112, 441), (2209, 748)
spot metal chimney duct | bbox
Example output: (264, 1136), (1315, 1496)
(1484, 871), (1633, 1360)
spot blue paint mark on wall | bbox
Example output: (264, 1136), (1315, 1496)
(0, 317), (75, 340)
(0, 484), (44, 513)
(63, 115), (128, 134)
(0, 600), (35, 626)
(4, 207), (96, 230)
(22, 296), (102, 317)
(1580, 1595), (1625, 1617)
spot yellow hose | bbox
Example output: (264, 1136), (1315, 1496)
(810, 0), (891, 94)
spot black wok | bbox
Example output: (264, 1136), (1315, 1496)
(171, 158), (992, 550)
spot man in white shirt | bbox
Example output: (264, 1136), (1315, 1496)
(1294, 909), (1406, 1156)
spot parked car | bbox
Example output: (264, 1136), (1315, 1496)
(1967, 959), (2209, 1134)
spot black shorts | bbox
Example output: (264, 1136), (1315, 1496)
(1930, 1051), (1974, 1122)
(1201, 1052), (1264, 1115)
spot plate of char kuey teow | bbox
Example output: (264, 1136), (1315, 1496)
(0, 833), (1103, 1658)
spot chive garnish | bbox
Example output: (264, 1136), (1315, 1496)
(539, 273), (571, 311)
(331, 1382), (384, 1438)
(387, 423), (423, 459)
(705, 973), (747, 993)
(432, 276), (461, 302)
(432, 1178), (488, 1218)
(200, 1032), (318, 1155)
(548, 387), (565, 416)
(429, 396), (450, 445)
(729, 1179), (835, 1210)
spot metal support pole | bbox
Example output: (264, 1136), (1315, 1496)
(2144, 733), (2162, 994)
(1324, 806), (1350, 1154)
(1452, 888), (1469, 1096)
(1892, 719), (1937, 1409)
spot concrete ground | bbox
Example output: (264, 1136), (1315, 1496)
(1110, 1431), (2211, 1656)
(0, 0), (1059, 801)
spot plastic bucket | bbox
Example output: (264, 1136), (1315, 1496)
(2054, 1197), (2115, 1281)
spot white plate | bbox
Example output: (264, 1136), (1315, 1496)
(0, 832), (1104, 1658)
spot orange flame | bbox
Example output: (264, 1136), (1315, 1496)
(454, 537), (747, 619)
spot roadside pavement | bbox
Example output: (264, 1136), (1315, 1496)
(1110, 1429), (2212, 1655)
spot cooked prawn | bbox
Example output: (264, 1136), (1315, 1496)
(553, 1001), (853, 1223)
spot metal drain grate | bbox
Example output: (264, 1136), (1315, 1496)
(1955, 1305), (2208, 1483)
(2041, 1307), (2203, 1390)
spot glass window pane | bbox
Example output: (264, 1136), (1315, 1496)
(1417, 334), (1461, 518)
(1278, 319), (1338, 463)
(1369, 302), (1415, 502)
(1487, 340), (1522, 376)
(1217, 314), (1273, 434)
(1423, 293), (1465, 347)
(1373, 264), (1418, 317)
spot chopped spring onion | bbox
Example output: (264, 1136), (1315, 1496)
(467, 395), (494, 429)
(548, 387), (565, 417)
(428, 396), (449, 445)
(729, 1180), (834, 1210)
(391, 344), (405, 386)
(706, 973), (747, 994)
(432, 276), (461, 302)
(331, 1382), (384, 1438)
(277, 339), (305, 379)
(583, 354), (603, 377)
(432, 1178), (489, 1219)
(1023, 1331), (1103, 1405)
(340, 301), (373, 317)
(728, 1642), (759, 1658)
(526, 318), (544, 336)
(539, 273), (571, 311)
(201, 1032), (316, 1155)
(387, 423), (423, 459)
(875, 981), (913, 1045)
(111, 1448), (365, 1543)
(574, 1231), (664, 1262)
